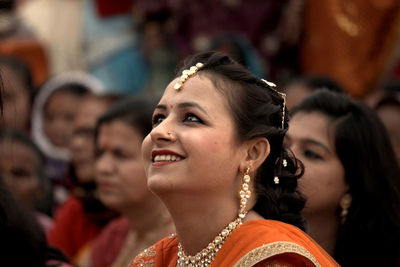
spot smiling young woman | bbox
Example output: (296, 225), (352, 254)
(132, 51), (338, 267)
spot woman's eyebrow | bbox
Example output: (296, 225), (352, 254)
(154, 104), (167, 111)
(301, 138), (332, 154)
(177, 102), (208, 115)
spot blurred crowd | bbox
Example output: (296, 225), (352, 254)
(0, 0), (399, 266)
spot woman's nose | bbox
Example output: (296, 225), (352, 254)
(150, 120), (176, 144)
(95, 154), (115, 178)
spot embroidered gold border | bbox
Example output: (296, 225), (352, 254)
(233, 241), (320, 267)
(131, 245), (156, 267)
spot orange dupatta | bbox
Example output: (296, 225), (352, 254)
(131, 219), (339, 267)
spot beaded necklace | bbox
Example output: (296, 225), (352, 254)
(176, 217), (242, 267)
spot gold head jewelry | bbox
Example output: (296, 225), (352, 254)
(174, 62), (204, 91)
(261, 79), (286, 130)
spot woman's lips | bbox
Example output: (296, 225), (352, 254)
(97, 181), (115, 192)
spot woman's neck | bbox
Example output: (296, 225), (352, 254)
(123, 197), (174, 240)
(165, 193), (240, 255)
(304, 213), (340, 255)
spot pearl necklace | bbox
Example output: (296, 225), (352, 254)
(177, 217), (242, 267)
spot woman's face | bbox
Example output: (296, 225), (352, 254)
(44, 90), (82, 148)
(285, 111), (347, 217)
(0, 139), (41, 209)
(142, 75), (246, 198)
(284, 82), (313, 110)
(70, 96), (110, 183)
(95, 120), (150, 212)
(1, 67), (30, 131)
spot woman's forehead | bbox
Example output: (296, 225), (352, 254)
(161, 75), (223, 103)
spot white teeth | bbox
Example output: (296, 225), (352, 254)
(154, 155), (183, 162)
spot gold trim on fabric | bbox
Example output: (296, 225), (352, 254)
(233, 241), (320, 267)
(131, 245), (156, 267)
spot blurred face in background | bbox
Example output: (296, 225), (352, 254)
(285, 111), (347, 217)
(0, 66), (31, 132)
(283, 81), (313, 111)
(0, 139), (41, 209)
(70, 96), (111, 184)
(376, 103), (400, 165)
(95, 120), (151, 213)
(43, 90), (83, 148)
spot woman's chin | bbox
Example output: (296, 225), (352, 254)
(147, 175), (179, 197)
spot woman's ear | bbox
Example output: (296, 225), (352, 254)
(240, 137), (270, 174)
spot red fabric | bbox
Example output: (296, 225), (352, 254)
(48, 196), (102, 260)
(90, 217), (131, 267)
(94, 0), (133, 17)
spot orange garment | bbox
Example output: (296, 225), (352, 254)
(131, 219), (338, 267)
(48, 195), (103, 261)
(300, 0), (400, 99)
(0, 38), (49, 88)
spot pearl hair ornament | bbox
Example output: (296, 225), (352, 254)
(174, 62), (204, 91)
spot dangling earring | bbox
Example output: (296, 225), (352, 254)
(340, 194), (352, 224)
(238, 167), (251, 219)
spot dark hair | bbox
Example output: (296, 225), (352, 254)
(0, 56), (34, 98)
(0, 178), (71, 267)
(284, 75), (343, 93)
(0, 0), (14, 10)
(48, 83), (89, 97)
(178, 51), (306, 230)
(382, 79), (400, 94)
(44, 83), (90, 112)
(0, 178), (47, 266)
(95, 96), (156, 143)
(375, 92), (400, 110)
(292, 90), (400, 266)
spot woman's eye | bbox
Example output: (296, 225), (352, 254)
(11, 168), (30, 179)
(152, 114), (165, 126)
(304, 149), (322, 160)
(114, 150), (130, 159)
(184, 113), (202, 123)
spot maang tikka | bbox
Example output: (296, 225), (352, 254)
(174, 62), (204, 91)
